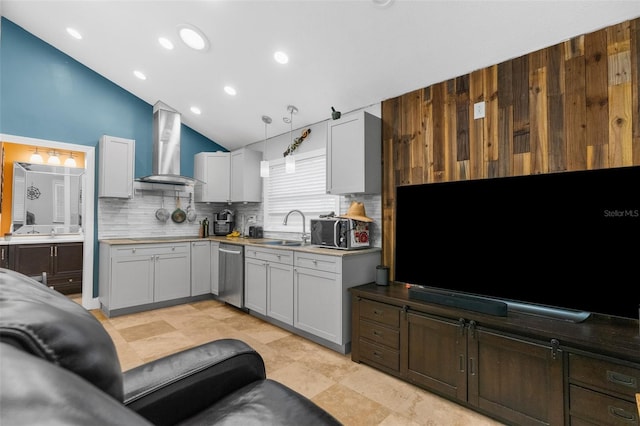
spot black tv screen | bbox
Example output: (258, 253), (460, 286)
(395, 166), (640, 321)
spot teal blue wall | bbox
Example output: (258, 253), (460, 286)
(0, 17), (226, 176)
(0, 17), (227, 297)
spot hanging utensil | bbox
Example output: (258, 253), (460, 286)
(186, 193), (197, 222)
(171, 194), (186, 223)
(155, 196), (170, 222)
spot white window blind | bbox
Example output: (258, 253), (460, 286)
(263, 149), (339, 233)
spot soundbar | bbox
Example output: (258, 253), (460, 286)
(408, 287), (508, 317)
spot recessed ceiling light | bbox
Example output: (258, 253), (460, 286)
(224, 86), (237, 96)
(178, 24), (209, 51)
(274, 51), (289, 64)
(158, 37), (174, 50)
(190, 106), (201, 115)
(66, 27), (82, 40)
(372, 0), (394, 7)
(133, 70), (147, 80)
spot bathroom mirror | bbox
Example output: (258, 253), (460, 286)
(12, 162), (85, 235)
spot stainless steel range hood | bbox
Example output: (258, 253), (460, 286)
(137, 101), (197, 186)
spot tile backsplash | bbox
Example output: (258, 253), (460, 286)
(98, 191), (382, 248)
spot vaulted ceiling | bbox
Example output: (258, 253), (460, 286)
(3, 1), (640, 151)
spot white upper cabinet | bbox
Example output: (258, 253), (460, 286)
(326, 111), (381, 195)
(98, 135), (135, 198)
(194, 152), (230, 202)
(194, 149), (261, 203)
(230, 148), (261, 203)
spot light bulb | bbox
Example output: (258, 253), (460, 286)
(30, 148), (43, 163)
(65, 155), (76, 167)
(48, 152), (60, 165)
(285, 154), (295, 174)
(260, 160), (270, 177)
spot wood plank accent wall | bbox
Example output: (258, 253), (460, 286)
(382, 18), (640, 279)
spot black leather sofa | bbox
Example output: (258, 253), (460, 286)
(0, 268), (341, 425)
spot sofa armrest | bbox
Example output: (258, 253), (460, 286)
(123, 338), (266, 425)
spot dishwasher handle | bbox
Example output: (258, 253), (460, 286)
(219, 247), (242, 255)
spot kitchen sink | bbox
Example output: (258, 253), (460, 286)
(261, 240), (303, 247)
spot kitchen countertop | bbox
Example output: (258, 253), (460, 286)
(99, 235), (381, 256)
(1, 234), (85, 245)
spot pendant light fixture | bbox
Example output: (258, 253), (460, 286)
(284, 105), (298, 174)
(260, 115), (272, 178)
(64, 151), (77, 167)
(30, 147), (43, 163)
(47, 150), (60, 165)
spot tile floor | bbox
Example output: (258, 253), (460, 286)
(80, 296), (504, 426)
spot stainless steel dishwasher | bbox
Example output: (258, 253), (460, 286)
(218, 243), (244, 309)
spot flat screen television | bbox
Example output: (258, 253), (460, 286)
(395, 166), (640, 322)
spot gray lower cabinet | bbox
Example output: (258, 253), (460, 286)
(210, 241), (220, 295)
(190, 241), (211, 296)
(243, 248), (379, 353)
(293, 251), (380, 352)
(99, 242), (191, 315)
(244, 247), (294, 324)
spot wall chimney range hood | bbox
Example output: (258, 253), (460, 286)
(137, 101), (197, 186)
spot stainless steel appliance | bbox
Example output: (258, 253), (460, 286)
(310, 218), (371, 250)
(213, 209), (235, 236)
(218, 243), (244, 308)
(137, 101), (197, 186)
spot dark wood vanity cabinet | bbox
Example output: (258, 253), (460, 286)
(8, 242), (83, 294)
(351, 283), (639, 426)
(0, 246), (9, 269)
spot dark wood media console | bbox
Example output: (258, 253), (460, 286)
(350, 283), (640, 426)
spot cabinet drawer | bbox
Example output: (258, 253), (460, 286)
(569, 385), (638, 425)
(245, 247), (293, 265)
(569, 353), (640, 398)
(359, 339), (400, 372)
(294, 252), (339, 273)
(113, 243), (189, 257)
(359, 318), (399, 350)
(359, 299), (400, 327)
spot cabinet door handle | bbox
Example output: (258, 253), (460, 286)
(607, 405), (636, 422)
(372, 351), (383, 359)
(458, 318), (466, 336)
(469, 357), (476, 376)
(459, 354), (465, 372)
(54, 246), (58, 257)
(550, 338), (560, 360)
(1, 248), (4, 261)
(607, 370), (637, 388)
(50, 246), (54, 257)
(372, 330), (382, 337)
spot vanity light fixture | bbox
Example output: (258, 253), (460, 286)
(64, 152), (77, 167)
(260, 115), (272, 178)
(284, 105), (298, 174)
(47, 151), (60, 165)
(30, 147), (43, 163)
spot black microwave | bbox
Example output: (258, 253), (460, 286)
(310, 218), (371, 250)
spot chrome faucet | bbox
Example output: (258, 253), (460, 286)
(283, 210), (307, 244)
